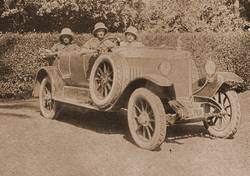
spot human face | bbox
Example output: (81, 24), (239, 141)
(96, 29), (106, 40)
(62, 36), (71, 45)
(126, 33), (136, 43)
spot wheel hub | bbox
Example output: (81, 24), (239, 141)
(100, 74), (109, 84)
(138, 111), (150, 126)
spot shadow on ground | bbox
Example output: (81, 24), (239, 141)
(0, 112), (32, 119)
(0, 99), (38, 110)
(166, 124), (211, 144)
(57, 109), (211, 145)
(58, 109), (129, 135)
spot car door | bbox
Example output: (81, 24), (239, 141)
(57, 51), (89, 87)
(69, 52), (90, 87)
(57, 52), (71, 80)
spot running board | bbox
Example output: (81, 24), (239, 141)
(53, 97), (99, 111)
(63, 86), (89, 101)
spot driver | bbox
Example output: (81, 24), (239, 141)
(120, 26), (144, 47)
(83, 22), (116, 51)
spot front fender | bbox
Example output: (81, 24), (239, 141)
(144, 73), (173, 87)
(194, 72), (245, 98)
(216, 72), (244, 83)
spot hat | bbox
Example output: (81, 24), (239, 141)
(125, 26), (138, 39)
(59, 28), (74, 41)
(92, 22), (108, 36)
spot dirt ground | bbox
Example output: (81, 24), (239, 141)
(0, 92), (250, 176)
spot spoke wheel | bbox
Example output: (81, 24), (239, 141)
(89, 56), (128, 109)
(204, 90), (241, 138)
(94, 60), (113, 99)
(128, 88), (166, 150)
(39, 77), (57, 119)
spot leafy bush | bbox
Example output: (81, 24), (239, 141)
(1, 31), (250, 99)
(0, 32), (89, 99)
(142, 30), (250, 81)
(0, 0), (246, 33)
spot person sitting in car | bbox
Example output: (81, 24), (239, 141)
(51, 27), (79, 53)
(41, 27), (79, 58)
(40, 28), (80, 66)
(83, 22), (117, 52)
(120, 26), (144, 47)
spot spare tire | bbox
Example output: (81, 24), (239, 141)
(89, 55), (128, 108)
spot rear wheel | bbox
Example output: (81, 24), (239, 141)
(39, 77), (58, 119)
(127, 88), (167, 150)
(204, 90), (241, 138)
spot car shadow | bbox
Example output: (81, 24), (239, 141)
(57, 109), (212, 145)
(57, 109), (129, 135)
(166, 124), (212, 145)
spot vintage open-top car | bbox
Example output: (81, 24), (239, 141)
(35, 36), (246, 150)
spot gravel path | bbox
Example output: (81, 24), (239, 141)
(0, 93), (250, 176)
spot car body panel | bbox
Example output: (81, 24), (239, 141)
(112, 47), (193, 99)
(35, 66), (65, 97)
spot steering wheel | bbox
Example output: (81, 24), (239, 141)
(97, 36), (120, 53)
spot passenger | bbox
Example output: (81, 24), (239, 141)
(40, 28), (79, 65)
(50, 27), (79, 53)
(83, 22), (115, 51)
(120, 26), (144, 47)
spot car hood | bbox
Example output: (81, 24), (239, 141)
(113, 46), (191, 60)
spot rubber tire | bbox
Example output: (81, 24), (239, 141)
(89, 56), (127, 109)
(39, 77), (58, 119)
(204, 90), (241, 138)
(127, 88), (167, 150)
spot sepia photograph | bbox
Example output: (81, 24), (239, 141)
(0, 0), (250, 176)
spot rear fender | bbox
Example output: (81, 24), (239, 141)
(194, 72), (244, 98)
(33, 66), (64, 97)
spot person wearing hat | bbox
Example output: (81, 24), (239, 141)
(83, 22), (115, 51)
(120, 26), (144, 47)
(41, 27), (79, 60)
(50, 27), (79, 53)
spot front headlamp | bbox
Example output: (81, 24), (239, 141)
(205, 60), (216, 76)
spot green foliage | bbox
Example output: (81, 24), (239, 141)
(143, 0), (243, 32)
(0, 0), (142, 32)
(142, 30), (250, 81)
(1, 31), (250, 99)
(0, 0), (245, 32)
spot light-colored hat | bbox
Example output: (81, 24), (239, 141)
(60, 28), (74, 41)
(125, 26), (138, 39)
(92, 22), (108, 36)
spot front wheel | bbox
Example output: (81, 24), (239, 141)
(204, 90), (241, 138)
(39, 77), (58, 119)
(127, 88), (167, 150)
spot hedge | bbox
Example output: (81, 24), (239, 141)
(0, 31), (250, 99)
